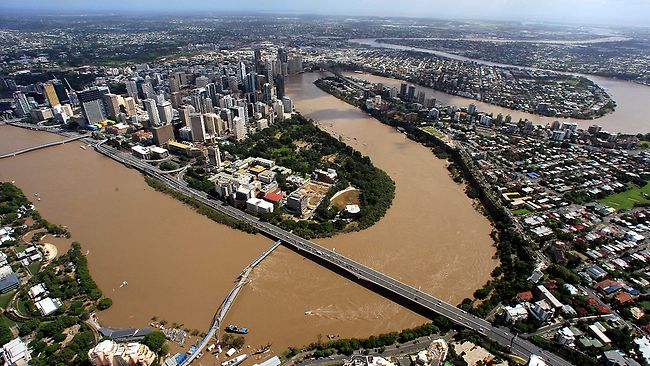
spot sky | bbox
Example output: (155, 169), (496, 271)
(1, 0), (650, 26)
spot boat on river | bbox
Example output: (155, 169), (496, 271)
(222, 354), (247, 366)
(226, 325), (248, 334)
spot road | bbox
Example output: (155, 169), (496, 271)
(93, 141), (573, 366)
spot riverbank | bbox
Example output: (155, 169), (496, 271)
(313, 74), (534, 319)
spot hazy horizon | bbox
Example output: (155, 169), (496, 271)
(1, 0), (650, 27)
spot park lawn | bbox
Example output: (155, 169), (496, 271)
(599, 182), (650, 210)
(512, 208), (532, 216)
(0, 290), (15, 309)
(639, 141), (650, 149)
(27, 262), (41, 275)
(420, 126), (444, 139)
(330, 189), (361, 210)
(15, 298), (30, 317)
(1, 314), (17, 328)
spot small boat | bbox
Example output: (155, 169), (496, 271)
(80, 146), (86, 150)
(304, 311), (313, 315)
(37, 197), (41, 201)
(222, 354), (247, 366)
(226, 325), (248, 334)
(119, 281), (128, 288)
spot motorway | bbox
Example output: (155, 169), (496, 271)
(94, 141), (573, 366)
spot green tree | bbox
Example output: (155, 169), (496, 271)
(0, 323), (13, 345)
(142, 331), (166, 354)
(97, 298), (113, 310)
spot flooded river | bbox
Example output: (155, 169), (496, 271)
(224, 72), (496, 352)
(351, 39), (650, 134)
(0, 124), (268, 335)
(0, 71), (496, 360)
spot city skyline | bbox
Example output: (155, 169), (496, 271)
(2, 0), (650, 26)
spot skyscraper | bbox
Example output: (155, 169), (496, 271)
(143, 99), (161, 127)
(189, 113), (206, 142)
(103, 93), (124, 120)
(77, 86), (110, 124)
(253, 47), (263, 74)
(282, 96), (293, 113)
(13, 91), (31, 117)
(125, 79), (139, 102)
(208, 146), (222, 169)
(157, 101), (174, 124)
(232, 116), (247, 141)
(274, 74), (285, 99)
(43, 82), (60, 107)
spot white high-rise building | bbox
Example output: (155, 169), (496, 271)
(282, 96), (293, 113)
(143, 99), (161, 127)
(233, 116), (247, 141)
(157, 101), (174, 124)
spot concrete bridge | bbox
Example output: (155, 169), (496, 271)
(94, 142), (572, 366)
(0, 135), (86, 159)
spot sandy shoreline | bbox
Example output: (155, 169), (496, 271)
(42, 242), (58, 260)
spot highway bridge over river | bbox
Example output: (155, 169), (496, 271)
(94, 141), (573, 366)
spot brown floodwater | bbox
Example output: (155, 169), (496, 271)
(0, 72), (496, 363)
(222, 72), (496, 353)
(0, 125), (268, 334)
(0, 125), (64, 155)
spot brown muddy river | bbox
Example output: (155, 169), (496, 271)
(0, 72), (496, 362)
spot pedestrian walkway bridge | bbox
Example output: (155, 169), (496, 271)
(0, 135), (85, 159)
(181, 240), (282, 366)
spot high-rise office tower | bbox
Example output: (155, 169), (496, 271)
(123, 97), (137, 116)
(407, 85), (416, 101)
(157, 101), (174, 124)
(262, 83), (273, 104)
(232, 116), (247, 141)
(189, 113), (206, 142)
(77, 86), (110, 124)
(282, 96), (293, 113)
(287, 55), (303, 75)
(13, 91), (31, 117)
(274, 74), (285, 99)
(43, 82), (60, 107)
(52, 80), (69, 104)
(143, 99), (161, 127)
(207, 146), (222, 169)
(125, 79), (139, 102)
(179, 105), (195, 127)
(399, 83), (408, 97)
(253, 47), (263, 74)
(103, 93), (124, 120)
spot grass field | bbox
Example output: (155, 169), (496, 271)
(27, 262), (41, 276)
(330, 188), (361, 210)
(512, 208), (532, 216)
(0, 290), (15, 309)
(420, 126), (444, 139)
(599, 182), (650, 210)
